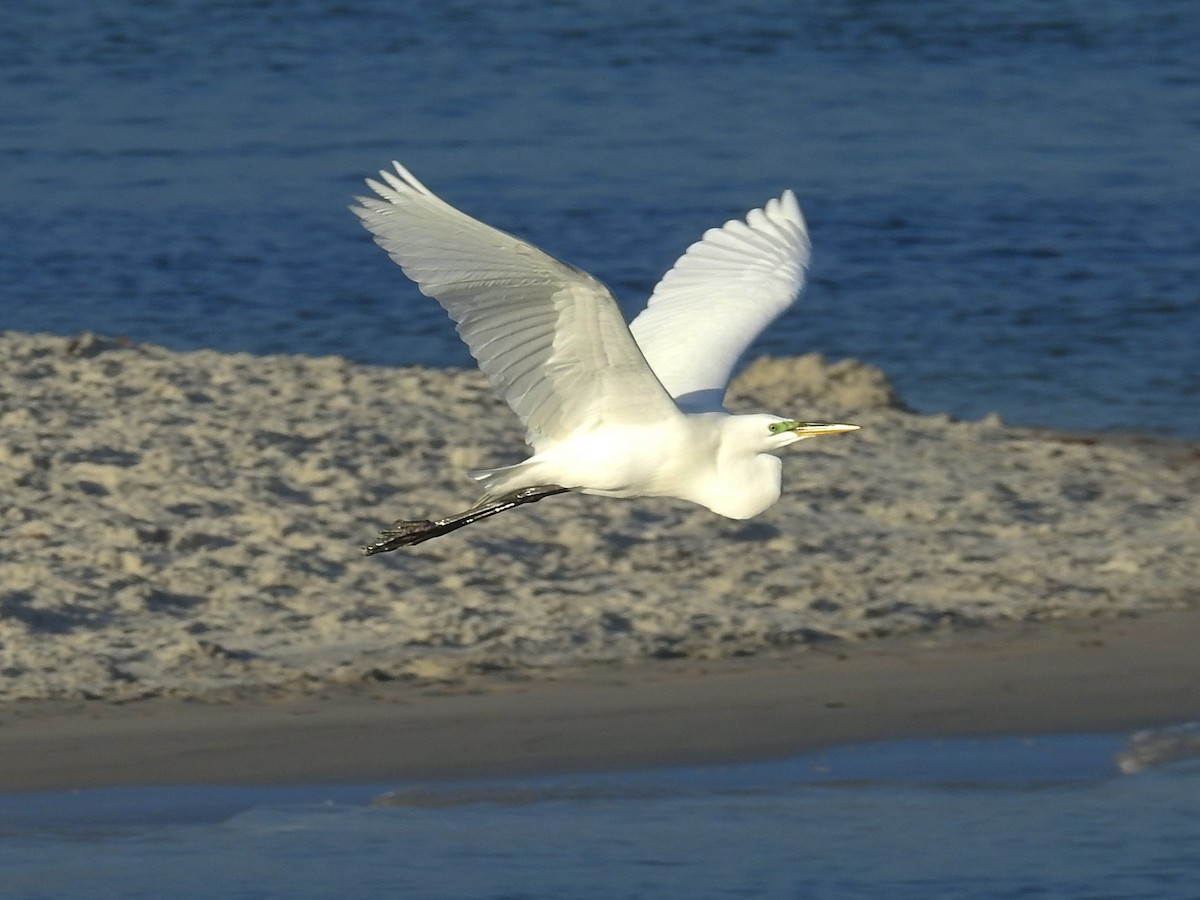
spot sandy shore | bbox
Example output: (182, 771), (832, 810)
(2, 608), (1199, 792)
(0, 330), (1197, 788)
(3, 331), (1197, 701)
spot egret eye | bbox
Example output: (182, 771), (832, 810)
(769, 420), (798, 435)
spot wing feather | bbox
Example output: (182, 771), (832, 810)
(352, 162), (679, 446)
(628, 191), (810, 411)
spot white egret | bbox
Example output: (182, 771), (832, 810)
(352, 163), (859, 553)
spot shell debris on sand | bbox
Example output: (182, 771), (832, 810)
(0, 331), (1197, 702)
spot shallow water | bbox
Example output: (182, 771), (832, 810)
(2, 0), (1197, 436)
(2, 734), (1198, 900)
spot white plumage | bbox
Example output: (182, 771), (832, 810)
(630, 189), (809, 412)
(352, 163), (857, 552)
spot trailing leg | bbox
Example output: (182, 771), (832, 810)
(362, 485), (571, 554)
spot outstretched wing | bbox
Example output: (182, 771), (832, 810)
(352, 162), (678, 447)
(628, 191), (810, 411)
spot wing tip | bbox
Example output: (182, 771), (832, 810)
(384, 160), (434, 196)
(358, 160), (437, 205)
(772, 189), (804, 230)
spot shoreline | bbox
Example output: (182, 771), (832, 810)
(2, 331), (1198, 793)
(2, 607), (1198, 793)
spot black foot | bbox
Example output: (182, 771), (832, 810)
(361, 485), (571, 555)
(362, 519), (442, 555)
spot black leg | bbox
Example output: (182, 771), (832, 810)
(362, 485), (571, 555)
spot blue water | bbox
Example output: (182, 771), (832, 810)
(2, 0), (1197, 436)
(3, 4), (1197, 892)
(2, 735), (1199, 899)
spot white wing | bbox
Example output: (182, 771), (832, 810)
(628, 191), (810, 411)
(351, 162), (678, 447)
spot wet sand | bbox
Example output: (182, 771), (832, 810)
(2, 608), (1199, 792)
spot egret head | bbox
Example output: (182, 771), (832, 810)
(766, 418), (860, 449)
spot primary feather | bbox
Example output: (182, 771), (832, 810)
(629, 191), (810, 411)
(351, 162), (677, 448)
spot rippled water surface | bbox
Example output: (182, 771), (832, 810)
(2, 735), (1199, 900)
(2, 0), (1197, 435)
(4, 7), (1196, 894)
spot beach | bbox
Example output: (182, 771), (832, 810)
(1, 330), (1198, 790)
(2, 610), (1200, 792)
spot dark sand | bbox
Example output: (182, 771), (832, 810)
(2, 608), (1198, 792)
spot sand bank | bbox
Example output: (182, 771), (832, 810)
(2, 609), (1198, 791)
(0, 330), (1197, 706)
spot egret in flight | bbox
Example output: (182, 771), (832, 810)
(352, 163), (859, 554)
